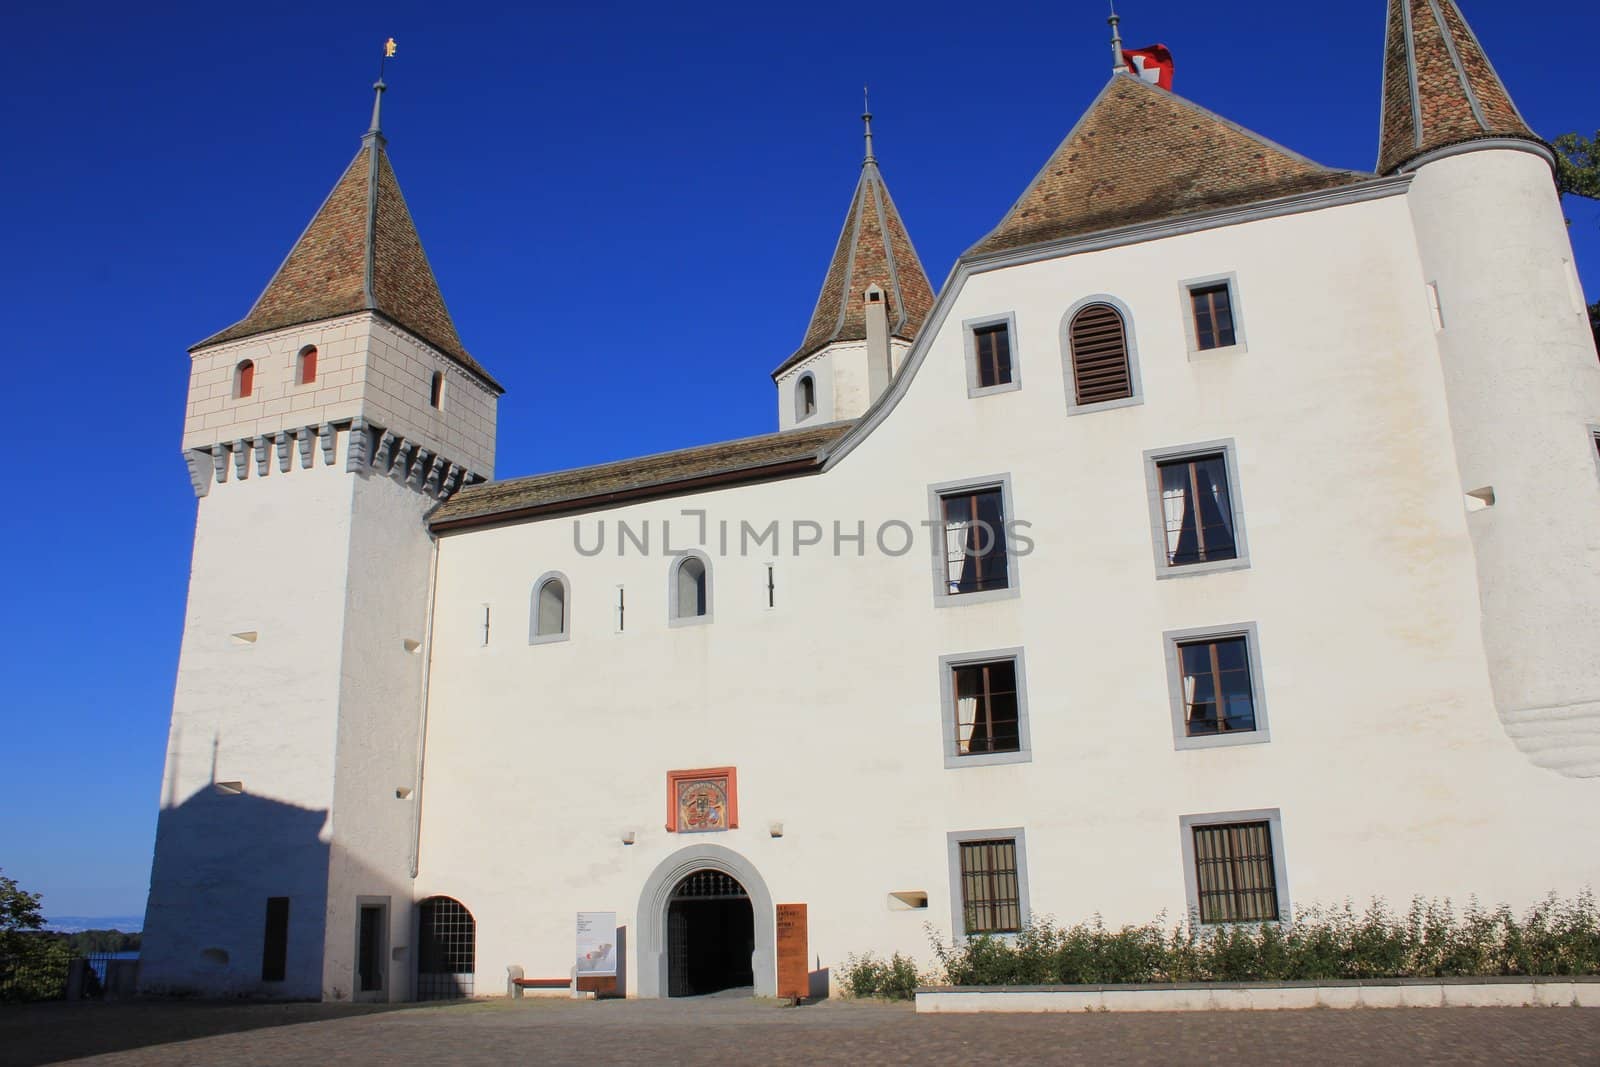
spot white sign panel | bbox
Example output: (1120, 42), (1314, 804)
(575, 911), (617, 977)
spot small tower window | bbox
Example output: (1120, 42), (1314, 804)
(297, 345), (318, 385)
(671, 553), (711, 623)
(796, 374), (817, 422)
(530, 573), (569, 643)
(430, 371), (444, 410)
(234, 360), (255, 399)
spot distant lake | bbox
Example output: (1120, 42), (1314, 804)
(86, 952), (139, 984)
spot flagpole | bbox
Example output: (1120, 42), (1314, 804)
(1108, 2), (1126, 76)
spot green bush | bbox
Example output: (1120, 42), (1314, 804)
(839, 951), (922, 1000)
(909, 892), (1600, 987)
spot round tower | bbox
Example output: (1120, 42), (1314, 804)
(1381, 0), (1600, 776)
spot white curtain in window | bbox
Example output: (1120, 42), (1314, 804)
(1160, 466), (1188, 563)
(957, 694), (978, 754)
(944, 520), (970, 593)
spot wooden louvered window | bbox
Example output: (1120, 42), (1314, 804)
(958, 838), (1022, 934)
(1069, 304), (1133, 406)
(973, 324), (1013, 389)
(1190, 284), (1237, 350)
(1191, 821), (1280, 924)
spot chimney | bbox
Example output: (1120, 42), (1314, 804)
(864, 284), (890, 399)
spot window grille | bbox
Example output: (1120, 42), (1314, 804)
(973, 323), (1013, 388)
(958, 839), (1021, 934)
(1190, 284), (1237, 350)
(940, 488), (1009, 594)
(1192, 822), (1279, 923)
(1068, 304), (1132, 405)
(416, 896), (476, 1000)
(672, 870), (748, 899)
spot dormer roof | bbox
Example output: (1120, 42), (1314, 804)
(967, 74), (1369, 258)
(1376, 0), (1543, 175)
(775, 139), (935, 379)
(194, 103), (501, 392)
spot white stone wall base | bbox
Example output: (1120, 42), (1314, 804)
(915, 981), (1600, 1013)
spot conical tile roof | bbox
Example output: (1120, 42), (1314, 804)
(1376, 0), (1542, 175)
(968, 75), (1368, 258)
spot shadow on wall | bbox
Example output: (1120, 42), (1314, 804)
(140, 783), (332, 1000)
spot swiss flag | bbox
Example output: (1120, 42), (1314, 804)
(1122, 44), (1174, 90)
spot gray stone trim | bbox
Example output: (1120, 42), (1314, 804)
(667, 550), (714, 627)
(1179, 272), (1248, 358)
(962, 312), (1022, 399)
(253, 436), (270, 477)
(275, 432), (292, 473)
(345, 418), (373, 473)
(1161, 622), (1270, 751)
(296, 427), (314, 470)
(1398, 137), (1556, 174)
(945, 827), (1030, 940)
(1179, 808), (1290, 924)
(1141, 439), (1251, 579)
(211, 444), (229, 485)
(937, 647), (1032, 769)
(926, 473), (1021, 607)
(1402, 0), (1423, 151)
(818, 176), (1412, 475)
(1425, 0), (1489, 132)
(183, 450), (213, 498)
(318, 423), (336, 466)
(351, 895), (390, 1003)
(1061, 294), (1143, 416)
(528, 570), (572, 645)
(635, 843), (776, 997)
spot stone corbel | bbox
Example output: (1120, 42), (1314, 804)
(374, 431), (397, 475)
(408, 448), (433, 490)
(232, 439), (250, 480)
(253, 436), (270, 477)
(389, 441), (416, 484)
(346, 418), (374, 473)
(441, 464), (464, 498)
(424, 455), (446, 496)
(319, 423), (336, 466)
(296, 427), (315, 470)
(276, 432), (292, 473)
(212, 444), (229, 485)
(184, 450), (212, 498)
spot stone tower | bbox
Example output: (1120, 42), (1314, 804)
(773, 104), (935, 429)
(139, 82), (502, 1000)
(1380, 0), (1600, 776)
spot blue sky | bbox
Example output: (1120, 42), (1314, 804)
(2, 0), (1597, 922)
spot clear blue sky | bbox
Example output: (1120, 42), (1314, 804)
(2, 0), (1596, 922)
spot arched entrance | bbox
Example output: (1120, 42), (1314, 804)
(636, 843), (776, 998)
(666, 870), (753, 997)
(415, 896), (476, 1001)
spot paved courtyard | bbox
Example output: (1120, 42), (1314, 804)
(3, 996), (1597, 1066)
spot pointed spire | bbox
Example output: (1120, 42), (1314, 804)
(1108, 2), (1126, 76)
(862, 87), (876, 166)
(1377, 0), (1543, 175)
(774, 106), (936, 378)
(195, 84), (501, 391)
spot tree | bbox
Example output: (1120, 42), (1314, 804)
(0, 870), (45, 956)
(1554, 132), (1600, 202)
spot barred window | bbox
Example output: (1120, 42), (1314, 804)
(973, 323), (1013, 389)
(1068, 303), (1132, 405)
(952, 660), (1020, 755)
(1189, 283), (1237, 350)
(958, 839), (1021, 934)
(940, 488), (1009, 595)
(1192, 821), (1279, 923)
(416, 896), (477, 1001)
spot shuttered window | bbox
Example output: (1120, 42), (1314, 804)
(958, 839), (1021, 934)
(1068, 304), (1132, 405)
(1192, 821), (1279, 924)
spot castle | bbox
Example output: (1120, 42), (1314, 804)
(140, 0), (1600, 1001)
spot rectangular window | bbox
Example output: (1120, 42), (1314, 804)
(958, 838), (1022, 934)
(973, 323), (1012, 389)
(1157, 454), (1237, 567)
(261, 896), (289, 982)
(1190, 821), (1280, 924)
(1190, 283), (1237, 350)
(940, 488), (1009, 595)
(953, 659), (1020, 755)
(1178, 636), (1255, 736)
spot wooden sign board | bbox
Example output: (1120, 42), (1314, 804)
(775, 903), (808, 1001)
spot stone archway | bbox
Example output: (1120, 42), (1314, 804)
(636, 843), (775, 998)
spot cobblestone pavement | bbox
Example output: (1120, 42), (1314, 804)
(5, 996), (1598, 1066)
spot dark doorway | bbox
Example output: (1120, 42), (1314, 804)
(416, 896), (477, 1001)
(666, 869), (753, 997)
(357, 905), (385, 993)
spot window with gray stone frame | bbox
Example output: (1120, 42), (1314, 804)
(669, 551), (712, 626)
(1162, 623), (1269, 750)
(947, 829), (1029, 937)
(938, 648), (1031, 768)
(927, 475), (1020, 606)
(1062, 295), (1142, 414)
(1179, 809), (1288, 924)
(1181, 273), (1247, 356)
(1142, 440), (1250, 579)
(529, 571), (570, 645)
(963, 313), (1020, 398)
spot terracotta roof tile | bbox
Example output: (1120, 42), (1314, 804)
(194, 137), (501, 391)
(1377, 0), (1540, 175)
(967, 75), (1369, 258)
(430, 422), (854, 529)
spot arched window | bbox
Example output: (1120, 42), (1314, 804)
(530, 572), (569, 642)
(430, 371), (444, 410)
(795, 374), (816, 422)
(671, 553), (711, 623)
(416, 896), (476, 1001)
(1068, 303), (1133, 407)
(297, 345), (318, 385)
(234, 360), (255, 399)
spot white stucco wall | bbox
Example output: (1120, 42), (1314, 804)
(416, 187), (1600, 998)
(777, 338), (915, 430)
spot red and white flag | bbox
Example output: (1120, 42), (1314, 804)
(1122, 44), (1174, 90)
